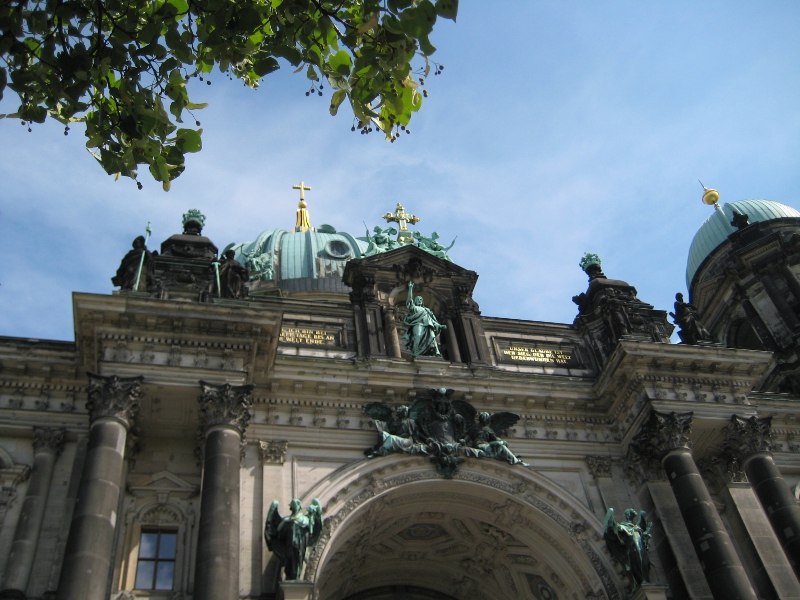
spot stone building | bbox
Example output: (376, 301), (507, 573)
(1, 190), (800, 600)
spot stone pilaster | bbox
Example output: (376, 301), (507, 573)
(630, 410), (757, 600)
(0, 427), (66, 599)
(58, 373), (142, 600)
(725, 415), (800, 575)
(194, 381), (254, 600)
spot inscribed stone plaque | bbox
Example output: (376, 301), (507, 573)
(279, 326), (341, 347)
(494, 339), (579, 367)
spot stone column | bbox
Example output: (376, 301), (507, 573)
(725, 415), (800, 575)
(194, 381), (254, 600)
(383, 307), (402, 359)
(444, 317), (462, 363)
(630, 410), (757, 600)
(1, 427), (66, 599)
(58, 373), (142, 600)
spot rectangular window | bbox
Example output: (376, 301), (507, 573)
(134, 529), (177, 590)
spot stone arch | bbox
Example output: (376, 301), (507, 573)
(302, 455), (622, 600)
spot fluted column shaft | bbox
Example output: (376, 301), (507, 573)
(743, 452), (800, 573)
(194, 381), (253, 600)
(663, 448), (757, 600)
(631, 410), (757, 600)
(726, 415), (800, 575)
(57, 374), (142, 600)
(1, 428), (65, 599)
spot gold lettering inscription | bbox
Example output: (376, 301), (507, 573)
(501, 346), (572, 365)
(280, 327), (337, 346)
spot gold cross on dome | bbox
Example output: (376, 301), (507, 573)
(292, 181), (311, 201)
(383, 202), (420, 243)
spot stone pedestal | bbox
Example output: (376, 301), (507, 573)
(280, 581), (314, 600)
(630, 584), (669, 600)
(1, 428), (65, 598)
(193, 381), (253, 600)
(58, 374), (141, 600)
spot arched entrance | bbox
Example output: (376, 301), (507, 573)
(304, 456), (622, 600)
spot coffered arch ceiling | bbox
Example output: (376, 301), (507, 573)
(307, 457), (621, 600)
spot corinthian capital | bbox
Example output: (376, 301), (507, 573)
(629, 410), (693, 460)
(86, 373), (143, 428)
(724, 414), (773, 461)
(32, 427), (67, 456)
(198, 381), (254, 434)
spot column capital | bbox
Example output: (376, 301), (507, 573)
(630, 410), (693, 461)
(260, 440), (288, 465)
(724, 414), (773, 462)
(198, 381), (254, 434)
(32, 427), (67, 456)
(86, 372), (143, 428)
(585, 455), (612, 479)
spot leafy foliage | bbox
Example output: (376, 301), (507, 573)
(0, 0), (457, 189)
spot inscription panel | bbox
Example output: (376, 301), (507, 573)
(280, 326), (341, 347)
(493, 338), (580, 367)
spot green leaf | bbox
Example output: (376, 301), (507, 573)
(435, 0), (458, 21)
(253, 56), (280, 77)
(329, 90), (346, 115)
(175, 128), (202, 152)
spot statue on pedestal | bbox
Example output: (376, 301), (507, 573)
(112, 235), (153, 291)
(670, 293), (712, 345)
(210, 250), (249, 299)
(265, 498), (323, 581)
(603, 507), (652, 588)
(403, 281), (447, 357)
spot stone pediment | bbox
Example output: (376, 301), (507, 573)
(127, 469), (198, 498)
(343, 245), (479, 311)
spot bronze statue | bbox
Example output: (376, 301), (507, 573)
(210, 250), (249, 299)
(670, 293), (712, 345)
(363, 404), (427, 457)
(603, 507), (652, 588)
(363, 388), (526, 478)
(403, 282), (447, 357)
(112, 235), (152, 291)
(265, 498), (323, 581)
(469, 412), (529, 466)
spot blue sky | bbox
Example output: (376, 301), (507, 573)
(2, 2), (800, 342)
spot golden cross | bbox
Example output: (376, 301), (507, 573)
(292, 181), (311, 201)
(383, 202), (420, 243)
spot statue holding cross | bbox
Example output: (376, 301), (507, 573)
(383, 202), (420, 244)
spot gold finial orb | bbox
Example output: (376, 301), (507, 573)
(701, 187), (720, 206)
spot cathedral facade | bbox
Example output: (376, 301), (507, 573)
(1, 193), (800, 600)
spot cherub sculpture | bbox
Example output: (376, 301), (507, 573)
(468, 412), (529, 466)
(264, 498), (323, 581)
(363, 403), (427, 457)
(603, 507), (652, 588)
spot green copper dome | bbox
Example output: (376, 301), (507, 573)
(229, 226), (369, 296)
(686, 199), (800, 288)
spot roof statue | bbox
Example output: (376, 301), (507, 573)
(579, 252), (602, 275)
(669, 292), (713, 345)
(112, 225), (153, 292)
(363, 388), (527, 478)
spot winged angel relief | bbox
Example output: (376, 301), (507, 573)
(364, 388), (529, 478)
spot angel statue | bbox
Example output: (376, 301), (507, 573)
(468, 412), (529, 467)
(363, 403), (428, 458)
(265, 498), (323, 581)
(603, 507), (652, 588)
